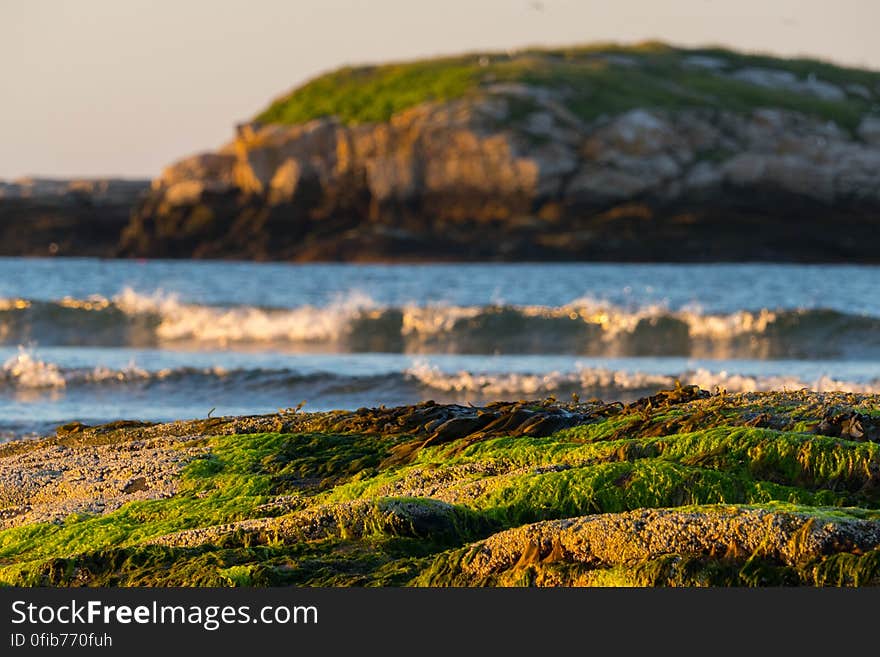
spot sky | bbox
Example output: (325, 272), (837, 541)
(2, 0), (879, 179)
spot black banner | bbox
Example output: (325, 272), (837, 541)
(1, 587), (878, 653)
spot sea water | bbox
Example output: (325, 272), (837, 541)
(1, 258), (878, 439)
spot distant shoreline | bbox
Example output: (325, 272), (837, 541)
(4, 193), (880, 264)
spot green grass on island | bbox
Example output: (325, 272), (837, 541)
(254, 42), (880, 132)
(1, 387), (879, 587)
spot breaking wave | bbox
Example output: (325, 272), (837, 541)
(2, 289), (880, 359)
(3, 349), (878, 398)
(403, 362), (880, 396)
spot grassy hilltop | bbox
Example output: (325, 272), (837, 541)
(1, 388), (879, 587)
(256, 42), (880, 131)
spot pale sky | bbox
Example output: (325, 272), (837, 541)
(2, 0), (879, 179)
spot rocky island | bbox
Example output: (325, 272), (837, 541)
(1, 387), (878, 586)
(121, 43), (880, 262)
(3, 43), (880, 261)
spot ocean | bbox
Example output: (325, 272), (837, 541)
(1, 258), (878, 440)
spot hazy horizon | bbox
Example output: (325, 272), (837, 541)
(3, 0), (879, 180)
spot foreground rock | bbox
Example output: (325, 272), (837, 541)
(0, 389), (878, 586)
(417, 507), (880, 586)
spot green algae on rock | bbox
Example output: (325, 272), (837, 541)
(0, 389), (879, 586)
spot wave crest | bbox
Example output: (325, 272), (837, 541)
(2, 290), (880, 358)
(2, 349), (879, 399)
(1, 349), (66, 388)
(405, 361), (880, 396)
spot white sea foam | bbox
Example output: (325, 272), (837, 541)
(1, 348), (66, 388)
(404, 361), (673, 396)
(399, 297), (784, 345)
(684, 369), (880, 394)
(683, 308), (779, 339)
(559, 298), (783, 340)
(85, 362), (151, 383)
(561, 296), (671, 338)
(404, 360), (880, 396)
(400, 305), (484, 337)
(1, 348), (168, 389)
(113, 288), (378, 344)
(2, 343), (878, 398)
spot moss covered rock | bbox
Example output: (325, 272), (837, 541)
(1, 389), (879, 586)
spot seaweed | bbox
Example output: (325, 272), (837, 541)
(1, 389), (879, 586)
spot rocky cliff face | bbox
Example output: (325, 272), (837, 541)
(5, 47), (880, 262)
(0, 178), (149, 257)
(122, 89), (880, 261)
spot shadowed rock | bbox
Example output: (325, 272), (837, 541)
(418, 507), (880, 585)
